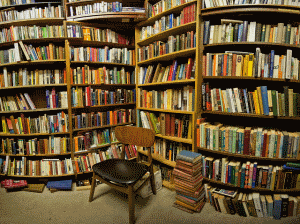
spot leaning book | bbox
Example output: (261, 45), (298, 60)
(212, 188), (238, 198)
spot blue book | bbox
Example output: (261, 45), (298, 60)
(243, 89), (250, 113)
(172, 60), (177, 81)
(240, 165), (246, 188)
(260, 86), (269, 115)
(273, 194), (282, 220)
(269, 50), (275, 78)
(46, 179), (72, 190)
(228, 163), (232, 184)
(283, 164), (300, 171)
(203, 20), (210, 45)
(237, 24), (243, 42)
(252, 162), (257, 188)
(177, 192), (201, 202)
(176, 150), (201, 163)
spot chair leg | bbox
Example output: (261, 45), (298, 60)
(89, 172), (96, 202)
(128, 185), (135, 224)
(149, 168), (156, 195)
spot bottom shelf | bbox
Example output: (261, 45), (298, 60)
(162, 180), (175, 191)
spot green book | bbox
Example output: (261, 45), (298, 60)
(286, 162), (300, 168)
(271, 90), (278, 116)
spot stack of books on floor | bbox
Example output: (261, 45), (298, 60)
(206, 186), (300, 219)
(46, 179), (72, 193)
(173, 150), (205, 213)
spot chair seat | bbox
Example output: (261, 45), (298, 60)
(92, 159), (148, 185)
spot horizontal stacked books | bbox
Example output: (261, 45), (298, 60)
(173, 150), (205, 213)
(206, 187), (300, 219)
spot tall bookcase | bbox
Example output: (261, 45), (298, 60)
(135, 0), (201, 190)
(197, 1), (300, 212)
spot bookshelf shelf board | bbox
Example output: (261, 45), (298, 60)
(67, 12), (146, 22)
(162, 180), (175, 191)
(66, 0), (95, 5)
(0, 84), (67, 90)
(202, 110), (300, 120)
(137, 21), (197, 46)
(137, 48), (196, 66)
(155, 134), (193, 144)
(72, 103), (135, 109)
(70, 61), (135, 67)
(73, 122), (134, 132)
(0, 132), (70, 137)
(71, 84), (136, 87)
(0, 2), (62, 10)
(137, 0), (197, 27)
(6, 174), (75, 178)
(74, 141), (120, 154)
(0, 108), (68, 114)
(76, 171), (93, 175)
(5, 153), (72, 157)
(137, 149), (176, 168)
(197, 147), (300, 162)
(0, 60), (66, 68)
(203, 177), (300, 192)
(68, 39), (135, 49)
(0, 38), (67, 48)
(138, 107), (194, 114)
(202, 76), (300, 83)
(201, 5), (300, 16)
(138, 79), (195, 87)
(204, 42), (299, 49)
(0, 18), (65, 28)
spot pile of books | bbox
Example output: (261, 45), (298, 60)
(173, 150), (205, 213)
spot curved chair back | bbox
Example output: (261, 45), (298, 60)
(115, 126), (155, 147)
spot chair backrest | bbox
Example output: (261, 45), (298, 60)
(115, 126), (155, 147)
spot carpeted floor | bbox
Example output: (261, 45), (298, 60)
(0, 184), (299, 224)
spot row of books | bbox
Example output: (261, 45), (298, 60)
(72, 109), (136, 130)
(73, 128), (117, 152)
(74, 144), (121, 173)
(0, 42), (65, 64)
(197, 120), (300, 159)
(66, 24), (133, 45)
(69, 46), (135, 65)
(0, 136), (71, 155)
(140, 3), (196, 41)
(0, 5), (64, 23)
(203, 0), (300, 8)
(0, 93), (35, 112)
(139, 86), (195, 111)
(0, 68), (66, 87)
(71, 87), (135, 107)
(203, 48), (298, 80)
(151, 138), (190, 161)
(174, 150), (205, 213)
(69, 1), (123, 17)
(140, 111), (192, 139)
(71, 65), (135, 85)
(1, 25), (65, 43)
(138, 31), (196, 62)
(139, 58), (195, 84)
(0, 0), (35, 6)
(202, 84), (300, 117)
(145, 0), (194, 18)
(1, 157), (74, 176)
(205, 186), (300, 219)
(203, 156), (300, 190)
(160, 165), (173, 182)
(1, 111), (69, 134)
(45, 89), (68, 109)
(203, 20), (300, 45)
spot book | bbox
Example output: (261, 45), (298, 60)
(176, 150), (202, 164)
(46, 179), (72, 190)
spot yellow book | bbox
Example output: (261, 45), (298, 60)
(1, 116), (8, 133)
(256, 86), (263, 115)
(247, 54), (254, 77)
(83, 28), (91, 41)
(253, 91), (260, 115)
(242, 54), (249, 76)
(167, 89), (173, 110)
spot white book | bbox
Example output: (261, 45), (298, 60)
(260, 195), (268, 217)
(3, 67), (8, 87)
(209, 25), (215, 44)
(252, 193), (264, 217)
(233, 87), (242, 112)
(14, 43), (21, 62)
(286, 49), (292, 79)
(273, 54), (280, 78)
(248, 21), (256, 42)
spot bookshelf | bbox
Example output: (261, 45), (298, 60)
(65, 20), (137, 177)
(135, 0), (201, 190)
(197, 2), (300, 216)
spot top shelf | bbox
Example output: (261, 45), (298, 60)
(0, 1), (61, 10)
(201, 5), (300, 16)
(137, 0), (197, 27)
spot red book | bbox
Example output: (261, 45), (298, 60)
(243, 127), (251, 155)
(168, 61), (175, 81)
(170, 114), (175, 137)
(223, 54), (228, 76)
(165, 113), (171, 136)
(20, 113), (28, 134)
(232, 54), (237, 76)
(261, 130), (268, 157)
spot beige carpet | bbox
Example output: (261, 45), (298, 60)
(0, 184), (299, 224)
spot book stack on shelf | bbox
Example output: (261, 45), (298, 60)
(173, 150), (205, 213)
(205, 186), (300, 219)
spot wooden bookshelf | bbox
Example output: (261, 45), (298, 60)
(138, 79), (195, 87)
(137, 107), (194, 114)
(137, 149), (176, 168)
(162, 180), (175, 191)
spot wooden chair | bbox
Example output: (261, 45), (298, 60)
(89, 126), (157, 224)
